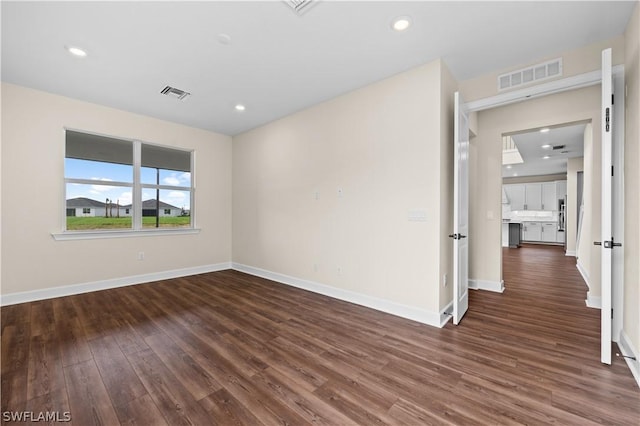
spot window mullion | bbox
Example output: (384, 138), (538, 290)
(133, 141), (142, 230)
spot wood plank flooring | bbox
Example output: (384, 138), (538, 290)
(2, 245), (639, 425)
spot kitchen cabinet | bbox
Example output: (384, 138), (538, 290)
(541, 222), (557, 242)
(542, 183), (556, 211)
(556, 180), (567, 200)
(522, 222), (541, 241)
(503, 180), (567, 212)
(524, 183), (542, 210)
(504, 184), (525, 210)
(504, 183), (541, 211)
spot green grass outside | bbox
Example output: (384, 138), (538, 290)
(66, 216), (191, 230)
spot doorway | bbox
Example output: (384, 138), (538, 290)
(501, 122), (587, 259)
(462, 59), (625, 364)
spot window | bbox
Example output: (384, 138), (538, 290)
(64, 130), (193, 232)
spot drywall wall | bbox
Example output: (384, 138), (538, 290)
(624, 2), (640, 373)
(501, 173), (567, 185)
(460, 36), (625, 102)
(233, 59), (453, 318)
(1, 83), (232, 296)
(566, 157), (584, 255)
(471, 87), (600, 294)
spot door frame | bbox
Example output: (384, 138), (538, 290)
(464, 65), (625, 342)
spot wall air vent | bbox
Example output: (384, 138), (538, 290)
(498, 58), (562, 91)
(284, 0), (318, 15)
(160, 86), (190, 100)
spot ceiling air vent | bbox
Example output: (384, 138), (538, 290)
(160, 86), (190, 100)
(284, 0), (318, 15)
(552, 145), (566, 150)
(498, 58), (562, 91)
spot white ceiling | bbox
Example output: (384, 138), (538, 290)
(504, 123), (586, 178)
(1, 1), (634, 136)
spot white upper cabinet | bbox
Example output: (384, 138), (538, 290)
(504, 184), (525, 210)
(542, 182), (556, 211)
(556, 180), (567, 200)
(503, 180), (567, 212)
(524, 183), (542, 210)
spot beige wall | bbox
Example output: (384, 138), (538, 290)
(502, 173), (567, 185)
(460, 36), (625, 102)
(233, 60), (455, 315)
(624, 2), (640, 364)
(566, 157), (584, 255)
(1, 83), (232, 295)
(470, 87), (601, 292)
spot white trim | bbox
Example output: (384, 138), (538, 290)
(618, 330), (640, 388)
(565, 250), (576, 257)
(585, 293), (602, 309)
(469, 279), (505, 293)
(0, 262), (231, 306)
(232, 263), (446, 328)
(576, 260), (590, 288)
(466, 65), (624, 113)
(52, 228), (200, 241)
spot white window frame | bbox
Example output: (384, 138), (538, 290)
(54, 129), (199, 241)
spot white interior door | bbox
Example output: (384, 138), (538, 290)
(452, 92), (470, 325)
(599, 48), (614, 365)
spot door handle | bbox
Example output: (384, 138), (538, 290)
(604, 238), (622, 249)
(595, 239), (622, 248)
(449, 233), (467, 240)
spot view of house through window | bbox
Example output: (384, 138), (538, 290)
(65, 130), (193, 231)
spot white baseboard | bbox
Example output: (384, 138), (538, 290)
(585, 293), (602, 309)
(618, 330), (640, 388)
(565, 250), (576, 257)
(0, 262), (232, 306)
(232, 263), (446, 328)
(469, 279), (505, 293)
(576, 260), (590, 289)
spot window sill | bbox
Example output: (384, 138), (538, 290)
(51, 228), (201, 241)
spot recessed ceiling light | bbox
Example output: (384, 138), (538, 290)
(506, 165), (513, 169)
(65, 45), (87, 57)
(542, 144), (552, 149)
(543, 155), (551, 159)
(513, 173), (518, 177)
(235, 104), (246, 112)
(391, 16), (412, 32)
(540, 128), (550, 133)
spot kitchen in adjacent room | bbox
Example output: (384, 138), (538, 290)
(501, 123), (585, 252)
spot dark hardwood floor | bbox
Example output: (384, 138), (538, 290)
(2, 245), (639, 425)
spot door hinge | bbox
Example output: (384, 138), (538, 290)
(611, 308), (614, 319)
(612, 165), (614, 177)
(605, 107), (610, 132)
(612, 94), (614, 105)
